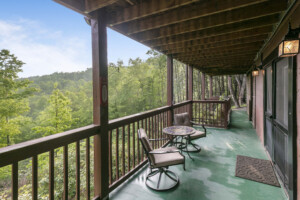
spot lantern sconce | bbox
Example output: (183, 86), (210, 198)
(252, 68), (259, 76)
(278, 23), (300, 57)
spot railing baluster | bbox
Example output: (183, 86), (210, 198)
(86, 138), (90, 200)
(137, 120), (140, 164)
(32, 155), (38, 200)
(122, 126), (125, 176)
(116, 128), (119, 180)
(127, 124), (130, 172)
(76, 141), (80, 200)
(49, 150), (54, 200)
(108, 131), (112, 185)
(63, 145), (68, 200)
(12, 162), (18, 200)
(133, 122), (135, 168)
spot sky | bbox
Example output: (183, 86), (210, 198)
(0, 0), (151, 77)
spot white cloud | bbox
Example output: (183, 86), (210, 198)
(0, 19), (91, 78)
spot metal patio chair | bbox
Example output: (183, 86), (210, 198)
(138, 128), (185, 191)
(174, 112), (207, 152)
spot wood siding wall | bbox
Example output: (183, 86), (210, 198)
(254, 71), (264, 144)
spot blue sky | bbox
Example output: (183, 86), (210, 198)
(0, 0), (151, 77)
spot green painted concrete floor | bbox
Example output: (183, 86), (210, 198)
(110, 110), (287, 200)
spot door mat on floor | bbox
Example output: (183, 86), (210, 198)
(235, 155), (280, 187)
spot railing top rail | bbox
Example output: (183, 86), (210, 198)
(173, 100), (192, 108)
(193, 99), (229, 103)
(108, 105), (171, 130)
(0, 124), (100, 168)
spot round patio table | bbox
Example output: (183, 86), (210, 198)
(163, 126), (195, 159)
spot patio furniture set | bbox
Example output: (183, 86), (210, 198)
(138, 112), (207, 191)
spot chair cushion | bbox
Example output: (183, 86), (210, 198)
(174, 112), (191, 126)
(150, 146), (185, 168)
(190, 130), (205, 140)
(138, 128), (153, 153)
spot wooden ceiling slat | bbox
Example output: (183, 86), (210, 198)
(176, 50), (258, 61)
(181, 53), (257, 62)
(156, 34), (267, 52)
(129, 0), (286, 41)
(107, 0), (198, 26)
(166, 40), (264, 54)
(149, 26), (273, 48)
(113, 0), (267, 34)
(85, 0), (119, 13)
(53, 0), (86, 15)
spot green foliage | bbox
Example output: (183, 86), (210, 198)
(0, 49), (37, 146)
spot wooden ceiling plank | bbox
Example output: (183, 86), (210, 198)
(137, 14), (279, 42)
(156, 34), (267, 52)
(130, 1), (286, 41)
(85, 0), (119, 13)
(149, 26), (273, 48)
(113, 0), (267, 33)
(165, 41), (264, 54)
(176, 50), (258, 60)
(53, 0), (86, 15)
(107, 0), (199, 26)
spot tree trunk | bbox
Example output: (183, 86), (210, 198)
(228, 76), (240, 108)
(238, 74), (247, 105)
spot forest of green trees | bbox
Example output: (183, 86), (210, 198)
(0, 49), (246, 199)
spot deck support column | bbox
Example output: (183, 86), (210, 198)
(167, 55), (174, 126)
(187, 65), (193, 119)
(201, 73), (206, 100)
(92, 9), (109, 200)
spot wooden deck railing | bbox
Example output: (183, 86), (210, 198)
(0, 100), (231, 199)
(0, 125), (100, 200)
(192, 99), (231, 128)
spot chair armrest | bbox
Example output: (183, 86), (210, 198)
(190, 121), (206, 133)
(149, 138), (169, 141)
(149, 149), (180, 154)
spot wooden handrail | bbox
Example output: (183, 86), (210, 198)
(0, 124), (100, 168)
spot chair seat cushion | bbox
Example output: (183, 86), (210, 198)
(190, 130), (205, 140)
(150, 146), (184, 168)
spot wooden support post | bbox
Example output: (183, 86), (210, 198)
(209, 75), (213, 99)
(187, 65), (193, 119)
(92, 8), (109, 200)
(201, 73), (206, 100)
(167, 55), (173, 126)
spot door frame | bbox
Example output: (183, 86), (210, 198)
(262, 53), (297, 200)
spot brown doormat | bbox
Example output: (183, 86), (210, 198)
(235, 155), (280, 187)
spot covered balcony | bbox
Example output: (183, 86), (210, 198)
(0, 0), (299, 200)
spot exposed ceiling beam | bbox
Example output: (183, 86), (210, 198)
(107, 0), (199, 26)
(113, 0), (267, 33)
(85, 0), (119, 13)
(53, 0), (86, 15)
(175, 50), (258, 61)
(149, 26), (273, 48)
(156, 34), (267, 52)
(180, 53), (257, 63)
(129, 0), (286, 40)
(165, 41), (264, 55)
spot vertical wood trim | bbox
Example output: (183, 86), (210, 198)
(32, 156), (38, 200)
(86, 138), (90, 200)
(49, 150), (54, 200)
(167, 55), (174, 126)
(201, 73), (206, 100)
(76, 141), (80, 200)
(12, 162), (18, 200)
(91, 8), (109, 199)
(63, 145), (68, 200)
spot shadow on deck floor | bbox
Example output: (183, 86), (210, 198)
(110, 110), (287, 200)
